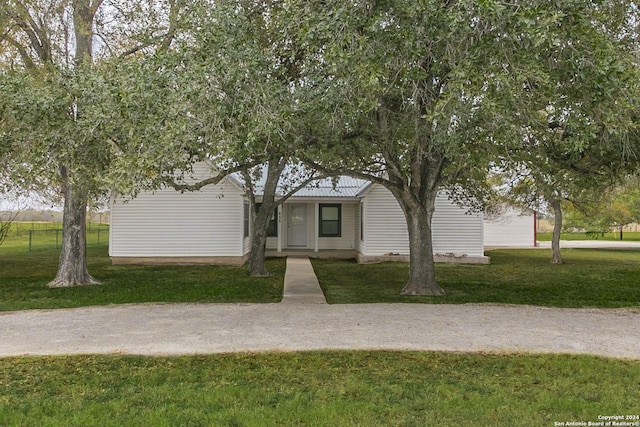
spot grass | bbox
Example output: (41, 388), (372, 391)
(0, 244), (285, 311)
(537, 231), (640, 241)
(312, 249), (640, 307)
(2, 227), (639, 310)
(0, 351), (638, 426)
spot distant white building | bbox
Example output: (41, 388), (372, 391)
(483, 206), (537, 248)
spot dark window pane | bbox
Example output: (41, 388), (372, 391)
(319, 204), (341, 237)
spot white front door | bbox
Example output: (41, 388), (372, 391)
(287, 204), (307, 247)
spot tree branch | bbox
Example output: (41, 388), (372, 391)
(274, 171), (329, 207)
(1, 33), (37, 69)
(165, 160), (262, 192)
(158, 0), (179, 53)
(302, 157), (389, 188)
(9, 3), (51, 64)
(241, 168), (256, 207)
(90, 0), (105, 16)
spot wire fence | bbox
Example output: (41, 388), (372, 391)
(3, 222), (109, 251)
(11, 221), (60, 237)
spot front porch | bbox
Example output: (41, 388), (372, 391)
(266, 249), (357, 260)
(265, 200), (360, 255)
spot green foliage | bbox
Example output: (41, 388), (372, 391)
(0, 352), (638, 426)
(299, 0), (640, 182)
(312, 250), (640, 307)
(563, 179), (640, 232)
(0, 1), (232, 285)
(3, 0), (640, 286)
(1, 67), (111, 197)
(492, 0), (640, 222)
(286, 0), (640, 290)
(0, 0), (232, 198)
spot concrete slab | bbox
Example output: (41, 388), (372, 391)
(282, 257), (326, 304)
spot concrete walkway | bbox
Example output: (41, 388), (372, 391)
(1, 256), (639, 359)
(282, 257), (326, 304)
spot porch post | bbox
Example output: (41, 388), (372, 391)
(314, 202), (319, 252)
(277, 205), (282, 253)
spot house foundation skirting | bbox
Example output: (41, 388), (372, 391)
(111, 252), (489, 266)
(111, 255), (249, 266)
(357, 253), (490, 265)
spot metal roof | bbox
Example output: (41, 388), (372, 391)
(234, 169), (370, 198)
(279, 176), (369, 198)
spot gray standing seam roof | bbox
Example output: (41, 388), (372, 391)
(253, 176), (370, 198)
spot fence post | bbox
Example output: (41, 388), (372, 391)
(56, 229), (60, 249)
(29, 229), (32, 252)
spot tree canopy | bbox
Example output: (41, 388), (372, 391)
(295, 0), (640, 293)
(0, 0), (201, 285)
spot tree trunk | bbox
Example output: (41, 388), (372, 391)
(247, 207), (272, 277)
(245, 158), (286, 277)
(45, 2), (100, 287)
(73, 0), (95, 66)
(48, 172), (99, 287)
(549, 197), (563, 265)
(397, 195), (446, 296)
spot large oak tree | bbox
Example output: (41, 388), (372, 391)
(0, 0), (194, 286)
(151, 0), (326, 277)
(295, 0), (640, 294)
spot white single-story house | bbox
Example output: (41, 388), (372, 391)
(109, 163), (490, 265)
(483, 206), (537, 248)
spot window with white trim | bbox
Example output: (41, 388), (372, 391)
(319, 204), (341, 237)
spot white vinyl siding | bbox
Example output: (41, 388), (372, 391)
(360, 185), (408, 255)
(432, 196), (484, 256)
(110, 177), (245, 257)
(355, 202), (363, 252)
(360, 185), (484, 257)
(484, 207), (535, 247)
(242, 235), (251, 255)
(265, 236), (278, 249)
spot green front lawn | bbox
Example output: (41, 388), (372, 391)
(0, 244), (284, 311)
(1, 351), (638, 426)
(2, 242), (639, 311)
(312, 249), (640, 307)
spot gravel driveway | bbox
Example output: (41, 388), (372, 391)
(1, 303), (639, 359)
